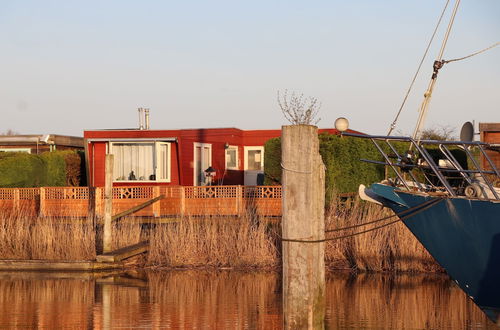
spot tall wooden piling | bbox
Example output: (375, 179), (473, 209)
(282, 125), (326, 329)
(103, 154), (114, 253)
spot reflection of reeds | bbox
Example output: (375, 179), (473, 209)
(325, 196), (442, 272)
(0, 271), (493, 329)
(0, 275), (95, 328)
(325, 272), (495, 329)
(147, 270), (282, 329)
(148, 213), (279, 268)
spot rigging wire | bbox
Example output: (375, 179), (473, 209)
(442, 41), (500, 64)
(412, 0), (461, 143)
(387, 0), (451, 136)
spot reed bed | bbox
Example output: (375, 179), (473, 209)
(0, 195), (443, 273)
(0, 207), (96, 260)
(324, 196), (442, 273)
(147, 213), (280, 269)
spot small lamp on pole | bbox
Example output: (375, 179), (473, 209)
(334, 117), (349, 136)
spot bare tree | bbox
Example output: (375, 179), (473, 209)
(420, 125), (456, 141)
(277, 90), (321, 125)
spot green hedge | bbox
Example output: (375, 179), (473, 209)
(265, 134), (468, 203)
(264, 134), (387, 203)
(0, 150), (85, 187)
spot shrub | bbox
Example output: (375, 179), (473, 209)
(0, 150), (85, 187)
(0, 152), (47, 187)
(264, 134), (386, 202)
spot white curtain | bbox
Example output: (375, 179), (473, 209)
(113, 143), (154, 181)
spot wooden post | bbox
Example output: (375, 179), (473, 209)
(39, 187), (46, 217)
(103, 155), (114, 253)
(95, 187), (103, 217)
(180, 187), (185, 216)
(153, 186), (161, 217)
(236, 185), (243, 216)
(13, 189), (20, 212)
(281, 125), (326, 329)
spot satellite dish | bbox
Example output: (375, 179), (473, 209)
(460, 122), (474, 142)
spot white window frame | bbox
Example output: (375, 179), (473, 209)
(109, 141), (171, 183)
(225, 145), (239, 170)
(244, 146), (264, 171)
(0, 148), (31, 153)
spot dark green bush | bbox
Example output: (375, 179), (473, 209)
(41, 152), (66, 186)
(0, 153), (47, 187)
(264, 134), (387, 203)
(0, 150), (85, 187)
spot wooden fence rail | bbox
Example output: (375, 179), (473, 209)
(0, 185), (282, 217)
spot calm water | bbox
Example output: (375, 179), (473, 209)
(0, 270), (496, 329)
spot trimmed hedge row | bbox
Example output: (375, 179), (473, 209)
(264, 133), (387, 202)
(0, 150), (85, 187)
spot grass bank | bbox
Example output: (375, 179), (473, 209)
(0, 197), (441, 272)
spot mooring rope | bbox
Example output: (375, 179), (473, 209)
(281, 197), (444, 243)
(324, 197), (439, 233)
(280, 162), (312, 174)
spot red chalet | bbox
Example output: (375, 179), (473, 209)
(84, 116), (345, 187)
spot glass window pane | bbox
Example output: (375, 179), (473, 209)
(247, 150), (262, 171)
(157, 143), (169, 181)
(226, 147), (237, 169)
(112, 143), (154, 181)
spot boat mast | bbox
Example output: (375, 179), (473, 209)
(412, 0), (461, 141)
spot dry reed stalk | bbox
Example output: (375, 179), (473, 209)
(147, 212), (279, 269)
(110, 218), (143, 251)
(325, 196), (441, 273)
(0, 209), (96, 260)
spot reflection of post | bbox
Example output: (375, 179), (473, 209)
(282, 125), (325, 329)
(103, 154), (113, 253)
(102, 284), (111, 330)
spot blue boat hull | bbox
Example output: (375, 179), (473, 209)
(369, 183), (500, 321)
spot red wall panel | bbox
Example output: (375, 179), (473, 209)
(84, 127), (346, 187)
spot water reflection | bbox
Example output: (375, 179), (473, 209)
(0, 270), (495, 329)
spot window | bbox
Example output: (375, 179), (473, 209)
(0, 148), (31, 153)
(225, 146), (238, 170)
(244, 146), (264, 171)
(110, 141), (171, 182)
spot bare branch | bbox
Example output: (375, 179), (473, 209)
(277, 90), (321, 125)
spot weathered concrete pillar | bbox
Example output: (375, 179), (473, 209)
(282, 125), (326, 329)
(103, 154), (114, 253)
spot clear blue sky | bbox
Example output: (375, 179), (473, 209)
(1, 0), (499, 137)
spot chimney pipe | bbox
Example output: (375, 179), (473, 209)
(138, 108), (144, 130)
(145, 108), (150, 130)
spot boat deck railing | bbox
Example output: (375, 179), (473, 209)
(343, 133), (500, 201)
